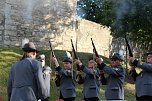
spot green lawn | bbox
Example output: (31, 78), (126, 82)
(0, 48), (136, 101)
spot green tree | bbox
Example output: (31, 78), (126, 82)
(77, 0), (152, 51)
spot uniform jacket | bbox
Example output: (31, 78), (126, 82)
(130, 63), (152, 97)
(7, 58), (47, 101)
(78, 65), (100, 98)
(55, 66), (76, 98)
(98, 63), (125, 100)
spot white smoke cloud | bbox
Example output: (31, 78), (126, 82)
(116, 0), (131, 20)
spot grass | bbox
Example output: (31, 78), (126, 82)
(0, 48), (136, 101)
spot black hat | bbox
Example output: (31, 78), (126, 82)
(63, 51), (72, 63)
(146, 52), (152, 56)
(63, 57), (72, 63)
(111, 53), (123, 61)
(22, 42), (39, 53)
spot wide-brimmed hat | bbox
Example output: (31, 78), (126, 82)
(111, 53), (123, 61)
(22, 42), (39, 53)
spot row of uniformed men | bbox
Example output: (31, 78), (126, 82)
(7, 42), (152, 101)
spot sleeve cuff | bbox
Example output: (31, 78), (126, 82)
(98, 63), (106, 70)
(80, 65), (85, 70)
(131, 59), (139, 67)
(55, 66), (62, 71)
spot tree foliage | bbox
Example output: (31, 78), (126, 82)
(77, 0), (152, 50)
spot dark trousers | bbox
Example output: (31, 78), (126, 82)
(136, 95), (152, 101)
(84, 97), (99, 101)
(59, 92), (75, 101)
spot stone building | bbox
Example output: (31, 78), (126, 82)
(0, 0), (112, 57)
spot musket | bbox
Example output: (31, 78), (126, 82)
(49, 40), (56, 69)
(125, 36), (136, 76)
(71, 39), (81, 71)
(49, 41), (55, 57)
(91, 38), (98, 79)
(125, 37), (133, 57)
(71, 39), (78, 59)
(49, 41), (62, 91)
(91, 38), (99, 58)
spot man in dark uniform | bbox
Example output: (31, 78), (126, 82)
(37, 54), (52, 101)
(75, 58), (100, 101)
(129, 52), (152, 101)
(96, 53), (125, 100)
(7, 42), (47, 101)
(52, 51), (76, 101)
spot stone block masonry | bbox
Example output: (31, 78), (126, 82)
(0, 0), (112, 57)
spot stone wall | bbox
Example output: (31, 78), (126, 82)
(0, 0), (112, 57)
(35, 18), (112, 57)
(0, 0), (5, 47)
(51, 19), (112, 57)
(0, 0), (77, 47)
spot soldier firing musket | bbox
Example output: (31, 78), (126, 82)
(127, 36), (152, 101)
(74, 38), (100, 101)
(51, 45), (76, 101)
(95, 37), (125, 100)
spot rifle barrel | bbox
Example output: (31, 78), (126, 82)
(91, 38), (99, 57)
(71, 39), (78, 59)
(49, 41), (55, 57)
(125, 37), (133, 57)
(71, 39), (80, 71)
